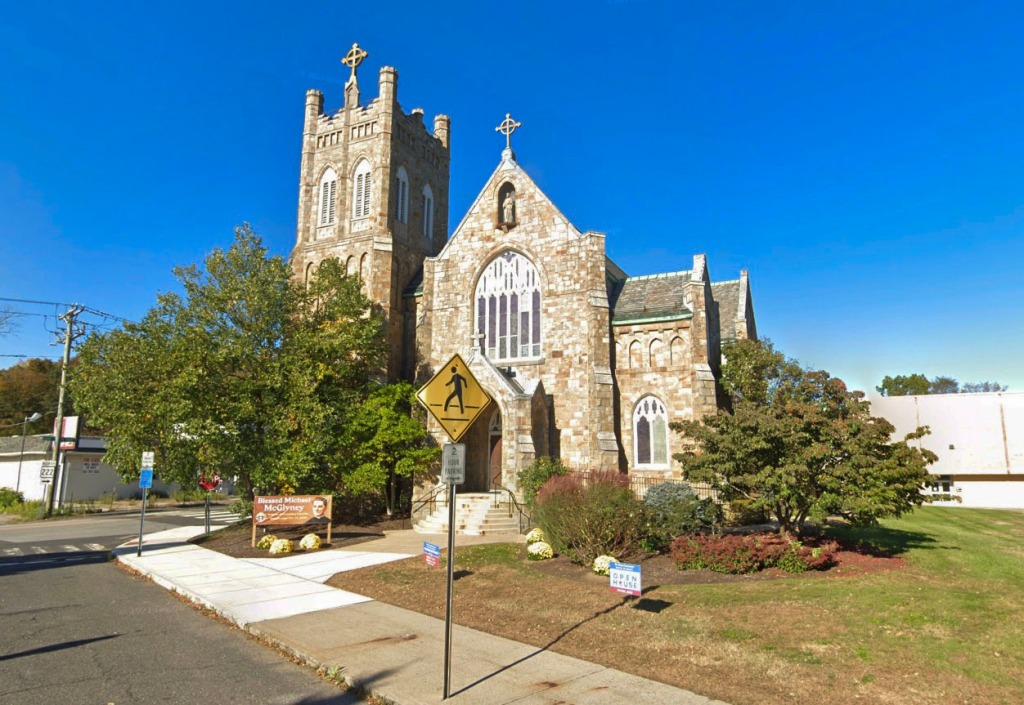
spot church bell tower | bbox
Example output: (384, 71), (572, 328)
(290, 43), (451, 379)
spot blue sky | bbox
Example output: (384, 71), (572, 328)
(2, 1), (1022, 394)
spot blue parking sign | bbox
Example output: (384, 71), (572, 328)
(139, 468), (153, 489)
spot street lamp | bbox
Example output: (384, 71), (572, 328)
(16, 412), (43, 494)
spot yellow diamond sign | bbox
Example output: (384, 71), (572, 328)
(417, 353), (492, 442)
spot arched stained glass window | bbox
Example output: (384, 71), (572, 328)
(633, 396), (669, 468)
(474, 251), (541, 361)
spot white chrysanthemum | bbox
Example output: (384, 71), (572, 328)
(527, 541), (554, 560)
(299, 533), (322, 551)
(256, 534), (277, 550)
(592, 555), (617, 575)
(525, 528), (546, 545)
(268, 538), (293, 555)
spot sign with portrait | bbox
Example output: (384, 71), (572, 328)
(253, 495), (332, 527)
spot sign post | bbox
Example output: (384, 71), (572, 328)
(137, 451), (154, 557)
(39, 460), (56, 519)
(416, 355), (490, 699)
(198, 473), (221, 536)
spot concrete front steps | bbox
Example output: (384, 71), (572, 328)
(414, 492), (522, 536)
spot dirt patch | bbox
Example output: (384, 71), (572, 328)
(193, 516), (409, 560)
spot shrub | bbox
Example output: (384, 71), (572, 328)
(527, 541), (554, 560)
(642, 482), (723, 550)
(670, 533), (838, 574)
(524, 527), (546, 545)
(725, 498), (769, 527)
(533, 470), (644, 566)
(299, 533), (322, 551)
(0, 487), (25, 509)
(256, 533), (277, 550)
(517, 457), (570, 509)
(268, 538), (293, 555)
(592, 555), (616, 575)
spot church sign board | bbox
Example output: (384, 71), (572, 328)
(251, 495), (333, 547)
(416, 354), (491, 443)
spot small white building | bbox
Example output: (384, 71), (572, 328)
(869, 391), (1024, 509)
(0, 434), (178, 504)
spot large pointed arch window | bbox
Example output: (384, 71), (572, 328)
(318, 167), (337, 226)
(475, 251), (541, 362)
(633, 395), (669, 468)
(352, 159), (372, 219)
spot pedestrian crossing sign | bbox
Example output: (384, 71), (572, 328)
(416, 353), (491, 443)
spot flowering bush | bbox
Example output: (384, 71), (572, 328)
(268, 538), (293, 555)
(525, 528), (546, 545)
(299, 533), (322, 551)
(592, 555), (616, 575)
(527, 541), (554, 560)
(670, 533), (838, 574)
(256, 534), (277, 550)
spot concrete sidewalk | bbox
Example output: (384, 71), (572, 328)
(115, 527), (726, 705)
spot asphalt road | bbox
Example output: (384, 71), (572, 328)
(0, 511), (360, 704)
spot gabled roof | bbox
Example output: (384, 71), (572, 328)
(611, 271), (694, 326)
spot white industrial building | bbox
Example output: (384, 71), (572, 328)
(0, 434), (178, 505)
(869, 391), (1024, 509)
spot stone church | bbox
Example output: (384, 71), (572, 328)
(289, 47), (757, 497)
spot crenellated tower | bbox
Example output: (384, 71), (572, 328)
(291, 43), (451, 379)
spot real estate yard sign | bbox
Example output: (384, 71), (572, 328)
(609, 561), (642, 597)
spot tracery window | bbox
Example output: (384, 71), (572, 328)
(475, 251), (541, 361)
(394, 166), (409, 224)
(318, 167), (337, 226)
(352, 159), (372, 219)
(633, 395), (669, 468)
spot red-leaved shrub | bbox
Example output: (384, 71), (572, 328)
(670, 533), (838, 574)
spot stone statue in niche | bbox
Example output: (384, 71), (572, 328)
(501, 189), (516, 224)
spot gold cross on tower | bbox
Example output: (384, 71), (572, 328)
(342, 43), (368, 79)
(495, 113), (522, 150)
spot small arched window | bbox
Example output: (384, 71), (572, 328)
(394, 166), (409, 224)
(345, 256), (356, 276)
(352, 159), (372, 219)
(634, 396), (669, 468)
(318, 167), (337, 226)
(421, 184), (434, 242)
(359, 253), (368, 283)
(475, 251), (541, 361)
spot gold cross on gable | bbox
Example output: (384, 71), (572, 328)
(342, 43), (368, 78)
(495, 113), (522, 150)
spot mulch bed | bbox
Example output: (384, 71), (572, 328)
(192, 516), (410, 559)
(527, 537), (904, 585)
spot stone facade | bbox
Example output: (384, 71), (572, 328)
(289, 54), (757, 497)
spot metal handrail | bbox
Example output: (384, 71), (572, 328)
(412, 483), (448, 519)
(489, 485), (532, 533)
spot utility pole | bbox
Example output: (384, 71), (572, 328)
(45, 304), (85, 517)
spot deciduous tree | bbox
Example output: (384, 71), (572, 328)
(72, 226), (387, 500)
(674, 339), (937, 537)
